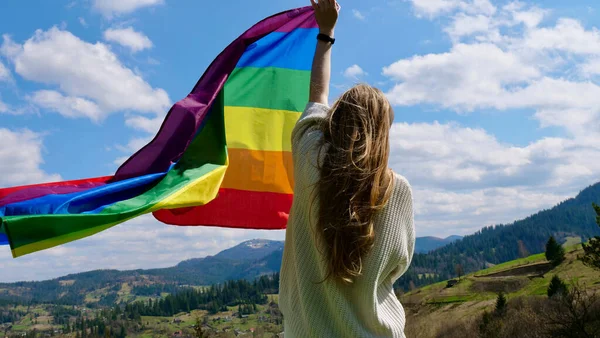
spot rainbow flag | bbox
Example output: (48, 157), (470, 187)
(0, 7), (316, 258)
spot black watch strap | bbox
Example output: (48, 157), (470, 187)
(317, 33), (335, 45)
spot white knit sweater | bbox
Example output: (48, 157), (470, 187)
(279, 102), (416, 338)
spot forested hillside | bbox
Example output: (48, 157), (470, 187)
(396, 182), (600, 290)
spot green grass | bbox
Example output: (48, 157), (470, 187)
(407, 246), (600, 310)
(426, 294), (475, 304)
(412, 280), (447, 293)
(563, 236), (582, 247)
(134, 296), (154, 303)
(474, 253), (546, 276)
(11, 325), (28, 331)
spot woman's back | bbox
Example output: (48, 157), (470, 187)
(279, 103), (416, 337)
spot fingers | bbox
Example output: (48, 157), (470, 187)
(310, 0), (318, 9)
(327, 0), (336, 8)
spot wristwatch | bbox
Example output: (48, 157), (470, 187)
(317, 33), (335, 45)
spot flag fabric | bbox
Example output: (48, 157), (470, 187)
(154, 8), (318, 229)
(0, 6), (316, 258)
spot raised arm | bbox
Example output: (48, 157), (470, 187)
(309, 0), (339, 105)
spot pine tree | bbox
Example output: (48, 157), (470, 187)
(581, 203), (600, 270)
(118, 325), (126, 338)
(545, 236), (565, 266)
(494, 292), (507, 316)
(193, 316), (205, 338)
(547, 275), (568, 298)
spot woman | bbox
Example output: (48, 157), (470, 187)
(279, 0), (416, 337)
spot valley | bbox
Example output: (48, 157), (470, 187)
(1, 182), (599, 337)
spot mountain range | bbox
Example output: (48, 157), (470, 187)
(414, 235), (463, 253)
(2, 181), (600, 302)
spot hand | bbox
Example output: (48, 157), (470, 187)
(310, 0), (340, 36)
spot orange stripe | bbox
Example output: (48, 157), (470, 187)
(221, 149), (294, 194)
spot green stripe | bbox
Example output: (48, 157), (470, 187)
(225, 67), (310, 112)
(5, 92), (228, 256)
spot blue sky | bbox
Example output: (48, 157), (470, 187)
(2, 0), (600, 282)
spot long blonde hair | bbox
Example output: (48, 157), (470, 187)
(317, 84), (395, 284)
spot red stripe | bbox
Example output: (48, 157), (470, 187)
(0, 176), (112, 207)
(153, 189), (292, 229)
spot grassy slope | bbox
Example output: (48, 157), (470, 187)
(401, 243), (600, 337)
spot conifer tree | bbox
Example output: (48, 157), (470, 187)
(581, 203), (600, 270)
(494, 292), (507, 316)
(546, 236), (565, 266)
(547, 275), (568, 298)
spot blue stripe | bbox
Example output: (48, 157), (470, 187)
(0, 232), (7, 245)
(236, 28), (318, 71)
(0, 172), (166, 217)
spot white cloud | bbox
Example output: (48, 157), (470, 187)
(410, 0), (462, 17)
(388, 121), (600, 236)
(0, 99), (7, 113)
(522, 18), (600, 55)
(113, 136), (152, 166)
(580, 58), (600, 76)
(0, 60), (10, 81)
(1, 27), (170, 121)
(79, 17), (88, 28)
(103, 27), (153, 53)
(504, 3), (547, 29)
(93, 0), (164, 17)
(125, 114), (163, 133)
(410, 0), (495, 18)
(352, 9), (366, 21)
(343, 64), (367, 79)
(445, 14), (491, 41)
(0, 34), (21, 59)
(412, 186), (569, 236)
(390, 121), (600, 190)
(382, 42), (600, 136)
(383, 43), (541, 110)
(418, 1), (548, 43)
(30, 90), (103, 121)
(384, 4), (600, 197)
(0, 128), (61, 188)
(386, 2), (600, 235)
(116, 136), (152, 154)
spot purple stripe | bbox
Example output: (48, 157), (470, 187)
(113, 6), (315, 181)
(276, 12), (318, 32)
(0, 184), (105, 208)
(0, 179), (110, 208)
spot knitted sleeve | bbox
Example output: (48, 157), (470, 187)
(388, 174), (416, 282)
(291, 102), (329, 154)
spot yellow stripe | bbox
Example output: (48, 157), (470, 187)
(13, 162), (229, 258)
(225, 106), (301, 152)
(12, 220), (129, 258)
(152, 161), (229, 210)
